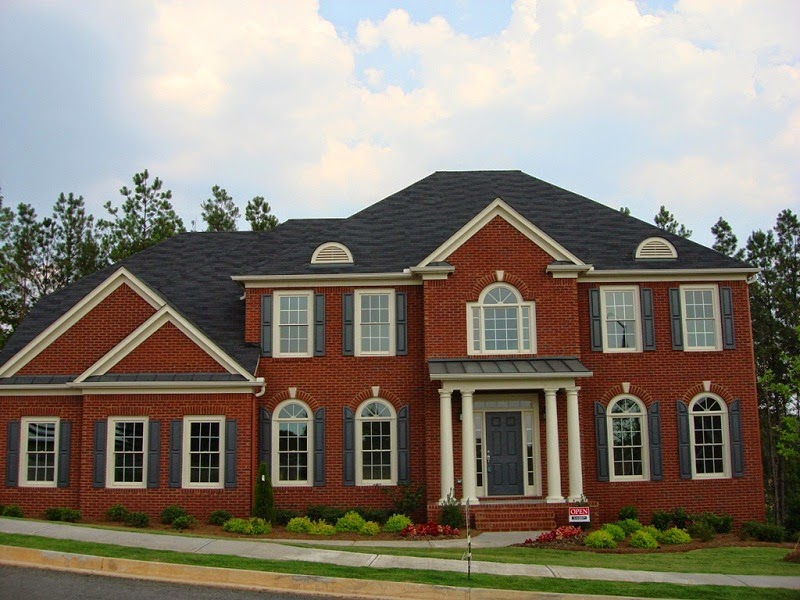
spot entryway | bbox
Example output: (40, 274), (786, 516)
(485, 411), (524, 495)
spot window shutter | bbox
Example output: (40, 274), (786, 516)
(669, 289), (684, 350)
(589, 289), (603, 351)
(647, 402), (663, 481)
(396, 292), (408, 356)
(720, 287), (735, 349)
(224, 420), (237, 488)
(342, 293), (354, 356)
(729, 399), (744, 477)
(343, 407), (355, 486)
(169, 420), (182, 488)
(57, 421), (71, 488)
(677, 401), (691, 479)
(259, 408), (271, 466)
(594, 402), (609, 481)
(261, 295), (272, 356)
(314, 293), (326, 356)
(398, 405), (410, 485)
(640, 288), (656, 351)
(93, 421), (107, 488)
(148, 421), (160, 488)
(5, 421), (20, 487)
(313, 408), (326, 487)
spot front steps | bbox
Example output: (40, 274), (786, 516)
(427, 498), (600, 532)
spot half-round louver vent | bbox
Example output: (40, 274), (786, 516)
(311, 242), (353, 265)
(635, 237), (677, 259)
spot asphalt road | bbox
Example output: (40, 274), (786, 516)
(0, 565), (360, 599)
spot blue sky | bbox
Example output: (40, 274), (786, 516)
(1, 0), (798, 247)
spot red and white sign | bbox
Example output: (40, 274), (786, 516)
(568, 507), (591, 522)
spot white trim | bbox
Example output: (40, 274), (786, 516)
(232, 273), (419, 288)
(418, 198), (586, 267)
(466, 283), (536, 356)
(436, 374), (592, 392)
(688, 393), (731, 479)
(19, 416), (60, 487)
(311, 242), (353, 265)
(599, 286), (641, 353)
(579, 268), (755, 283)
(272, 290), (314, 358)
(355, 398), (397, 486)
(182, 415), (225, 489)
(106, 416), (148, 489)
(680, 284), (722, 352)
(635, 237), (678, 259)
(354, 289), (396, 356)
(78, 381), (263, 394)
(271, 399), (313, 486)
(0, 385), (81, 396)
(606, 395), (649, 482)
(0, 268), (165, 377)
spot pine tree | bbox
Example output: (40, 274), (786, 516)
(201, 185), (240, 232)
(245, 196), (278, 231)
(52, 192), (104, 286)
(654, 205), (692, 238)
(711, 217), (745, 260)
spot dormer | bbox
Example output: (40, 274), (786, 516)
(311, 242), (353, 265)
(635, 237), (677, 260)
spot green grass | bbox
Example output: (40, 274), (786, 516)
(0, 532), (797, 600)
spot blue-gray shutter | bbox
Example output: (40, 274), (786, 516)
(397, 405), (410, 485)
(93, 421), (107, 488)
(640, 288), (656, 351)
(343, 407), (355, 486)
(677, 401), (691, 479)
(169, 420), (182, 488)
(314, 293), (326, 356)
(720, 287), (735, 349)
(594, 402), (609, 481)
(396, 292), (408, 356)
(342, 293), (354, 356)
(669, 288), (684, 350)
(729, 399), (744, 478)
(647, 402), (663, 481)
(589, 289), (603, 351)
(147, 421), (160, 488)
(259, 408), (271, 466)
(5, 421), (20, 487)
(57, 421), (71, 488)
(261, 295), (272, 356)
(224, 419), (237, 488)
(313, 408), (326, 487)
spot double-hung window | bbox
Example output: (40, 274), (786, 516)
(183, 416), (224, 488)
(20, 417), (59, 486)
(273, 401), (312, 485)
(601, 287), (640, 352)
(274, 291), (313, 357)
(468, 284), (535, 355)
(681, 286), (721, 350)
(107, 417), (147, 487)
(607, 397), (648, 480)
(690, 396), (729, 478)
(355, 290), (395, 355)
(356, 399), (396, 485)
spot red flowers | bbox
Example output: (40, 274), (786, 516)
(399, 523), (460, 538)
(531, 525), (583, 543)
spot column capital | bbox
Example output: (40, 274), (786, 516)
(565, 386), (581, 395)
(438, 389), (452, 399)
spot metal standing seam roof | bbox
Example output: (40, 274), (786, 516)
(428, 357), (592, 378)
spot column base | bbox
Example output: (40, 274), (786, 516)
(546, 495), (565, 504)
(567, 495), (584, 503)
(461, 496), (479, 506)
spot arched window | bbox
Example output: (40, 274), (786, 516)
(272, 401), (312, 485)
(689, 395), (729, 478)
(467, 284), (535, 355)
(356, 399), (396, 485)
(607, 397), (648, 480)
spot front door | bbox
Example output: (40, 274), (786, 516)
(486, 411), (524, 495)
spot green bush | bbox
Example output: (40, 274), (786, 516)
(223, 517), (272, 535)
(306, 505), (346, 523)
(286, 516), (313, 533)
(335, 511), (366, 533)
(307, 519), (336, 536)
(668, 507), (690, 529)
(601, 523), (626, 542)
(584, 530), (617, 549)
(616, 519), (642, 535)
(439, 494), (465, 528)
(741, 521), (786, 543)
(618, 505), (638, 521)
(640, 525), (661, 539)
(692, 512), (733, 534)
(689, 519), (715, 542)
(2, 505), (24, 518)
(208, 510), (232, 526)
(275, 509), (301, 526)
(125, 512), (149, 528)
(253, 462), (275, 523)
(383, 482), (425, 517)
(658, 527), (692, 545)
(45, 507), (81, 522)
(360, 521), (380, 536)
(160, 505), (187, 525)
(355, 507), (390, 525)
(629, 529), (659, 549)
(383, 513), (413, 533)
(105, 503), (128, 522)
(650, 510), (671, 531)
(172, 515), (196, 531)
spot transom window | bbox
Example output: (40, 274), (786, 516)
(20, 417), (59, 486)
(601, 288), (640, 352)
(681, 286), (720, 350)
(107, 417), (147, 487)
(183, 416), (224, 488)
(607, 397), (648, 480)
(468, 284), (535, 355)
(356, 399), (396, 484)
(355, 290), (395, 355)
(273, 401), (311, 485)
(274, 291), (313, 356)
(690, 395), (729, 478)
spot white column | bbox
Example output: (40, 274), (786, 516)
(439, 389), (455, 502)
(566, 386), (584, 502)
(544, 387), (563, 503)
(461, 389), (479, 505)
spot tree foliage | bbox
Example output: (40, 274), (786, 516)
(245, 196), (278, 231)
(201, 185), (240, 232)
(711, 217), (745, 260)
(52, 192), (104, 287)
(654, 205), (692, 238)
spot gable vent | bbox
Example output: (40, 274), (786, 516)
(311, 242), (353, 265)
(636, 237), (677, 260)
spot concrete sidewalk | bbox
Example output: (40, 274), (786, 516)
(1, 517), (798, 595)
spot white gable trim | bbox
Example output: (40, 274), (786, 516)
(0, 268), (165, 378)
(418, 198), (585, 267)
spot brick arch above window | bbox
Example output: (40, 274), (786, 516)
(600, 384), (653, 406)
(469, 271), (532, 302)
(349, 386), (403, 411)
(264, 388), (320, 412)
(680, 382), (735, 405)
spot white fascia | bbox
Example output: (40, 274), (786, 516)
(579, 268), (758, 283)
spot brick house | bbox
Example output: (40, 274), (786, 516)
(0, 171), (765, 530)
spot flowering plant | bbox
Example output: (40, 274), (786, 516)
(399, 522), (460, 538)
(532, 525), (583, 543)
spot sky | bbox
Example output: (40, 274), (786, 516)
(0, 0), (798, 248)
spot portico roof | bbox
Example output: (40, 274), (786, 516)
(428, 357), (592, 382)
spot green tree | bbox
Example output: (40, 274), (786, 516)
(252, 461), (275, 523)
(711, 217), (745, 260)
(52, 192), (104, 287)
(100, 169), (184, 261)
(201, 185), (240, 232)
(619, 206), (631, 216)
(654, 205), (692, 238)
(245, 196), (278, 232)
(0, 191), (15, 348)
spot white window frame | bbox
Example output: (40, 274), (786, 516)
(689, 394), (730, 479)
(467, 283), (536, 356)
(354, 289), (395, 356)
(680, 285), (722, 351)
(182, 416), (225, 489)
(355, 398), (397, 486)
(600, 286), (641, 353)
(606, 396), (649, 481)
(272, 400), (313, 486)
(273, 290), (314, 357)
(106, 417), (148, 489)
(19, 416), (59, 487)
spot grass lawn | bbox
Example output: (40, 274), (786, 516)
(0, 532), (798, 600)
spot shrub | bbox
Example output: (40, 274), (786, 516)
(335, 511), (366, 533)
(286, 516), (313, 534)
(125, 512), (150, 528)
(45, 507), (81, 522)
(616, 519), (642, 535)
(640, 525), (661, 539)
(223, 517), (272, 535)
(439, 494), (465, 529)
(275, 509), (300, 526)
(688, 519), (715, 542)
(360, 521), (380, 536)
(2, 505), (24, 518)
(208, 510), (232, 526)
(534, 526), (583, 543)
(650, 510), (671, 531)
(618, 505), (638, 521)
(584, 530), (617, 549)
(400, 523), (459, 538)
(668, 507), (690, 529)
(306, 505), (346, 523)
(383, 513), (413, 533)
(692, 512), (733, 534)
(383, 482), (425, 517)
(629, 529), (659, 549)
(600, 523), (626, 542)
(740, 521), (786, 543)
(356, 507), (390, 525)
(253, 462), (275, 523)
(160, 504), (187, 525)
(106, 503), (128, 522)
(172, 515), (196, 531)
(307, 519), (336, 536)
(658, 527), (692, 545)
